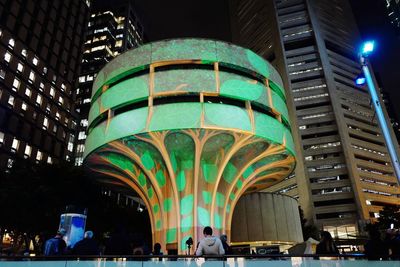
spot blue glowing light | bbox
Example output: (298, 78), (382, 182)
(355, 73), (366, 86)
(355, 77), (366, 85)
(361, 41), (375, 55)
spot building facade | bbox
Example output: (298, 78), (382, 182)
(386, 0), (400, 34)
(75, 0), (144, 165)
(229, 0), (400, 238)
(0, 0), (90, 171)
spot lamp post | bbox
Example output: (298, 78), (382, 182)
(358, 41), (400, 183)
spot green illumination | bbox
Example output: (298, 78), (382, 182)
(163, 198), (173, 212)
(141, 151), (155, 170)
(156, 220), (162, 230)
(202, 191), (212, 205)
(170, 151), (178, 172)
(138, 172), (146, 187)
(156, 170), (166, 187)
(107, 153), (134, 173)
(148, 187), (154, 199)
(216, 192), (225, 208)
(243, 166), (253, 179)
(223, 162), (238, 184)
(197, 207), (210, 227)
(246, 50), (269, 78)
(153, 204), (160, 214)
(84, 39), (296, 254)
(204, 104), (251, 131)
(236, 180), (243, 190)
(180, 194), (194, 216)
(214, 213), (222, 229)
(166, 228), (177, 243)
(220, 80), (263, 101)
(202, 163), (217, 183)
(176, 170), (186, 192)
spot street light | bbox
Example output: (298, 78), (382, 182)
(355, 74), (366, 86)
(358, 40), (400, 183)
(361, 40), (375, 55)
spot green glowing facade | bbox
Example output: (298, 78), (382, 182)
(83, 39), (296, 253)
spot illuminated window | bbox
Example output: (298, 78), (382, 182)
(47, 156), (52, 164)
(36, 94), (42, 105)
(36, 151), (43, 161)
(83, 98), (91, 104)
(0, 131), (4, 144)
(80, 119), (88, 127)
(58, 96), (64, 105)
(12, 78), (20, 91)
(24, 145), (32, 157)
(25, 88), (32, 97)
(46, 104), (50, 113)
(50, 87), (55, 98)
(68, 141), (74, 152)
(115, 40), (122, 47)
(4, 52), (11, 63)
(43, 117), (48, 129)
(11, 138), (19, 152)
(366, 200), (371, 205)
(7, 158), (13, 169)
(79, 76), (85, 83)
(56, 112), (60, 120)
(21, 49), (27, 57)
(17, 63), (24, 73)
(78, 131), (87, 140)
(32, 57), (38, 66)
(61, 83), (66, 91)
(0, 68), (5, 79)
(77, 144), (85, 153)
(8, 95), (14, 107)
(52, 124), (57, 133)
(87, 75), (94, 81)
(39, 82), (45, 91)
(29, 71), (35, 83)
(8, 39), (15, 48)
(21, 102), (27, 111)
(43, 67), (47, 74)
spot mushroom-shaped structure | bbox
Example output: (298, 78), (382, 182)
(83, 39), (296, 253)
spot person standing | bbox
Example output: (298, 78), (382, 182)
(43, 229), (67, 256)
(220, 235), (232, 255)
(316, 231), (339, 255)
(72, 231), (99, 255)
(195, 226), (225, 256)
(364, 228), (389, 260)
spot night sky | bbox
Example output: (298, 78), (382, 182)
(133, 0), (399, 118)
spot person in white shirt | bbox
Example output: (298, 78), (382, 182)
(195, 226), (225, 256)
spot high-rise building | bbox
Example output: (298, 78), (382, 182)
(0, 0), (90, 171)
(74, 0), (144, 165)
(386, 0), (400, 33)
(229, 0), (400, 238)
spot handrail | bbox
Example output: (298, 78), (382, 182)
(0, 253), (373, 261)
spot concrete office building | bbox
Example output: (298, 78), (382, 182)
(74, 0), (144, 166)
(229, 0), (400, 238)
(386, 0), (400, 34)
(0, 0), (90, 171)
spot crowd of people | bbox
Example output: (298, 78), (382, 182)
(41, 226), (400, 260)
